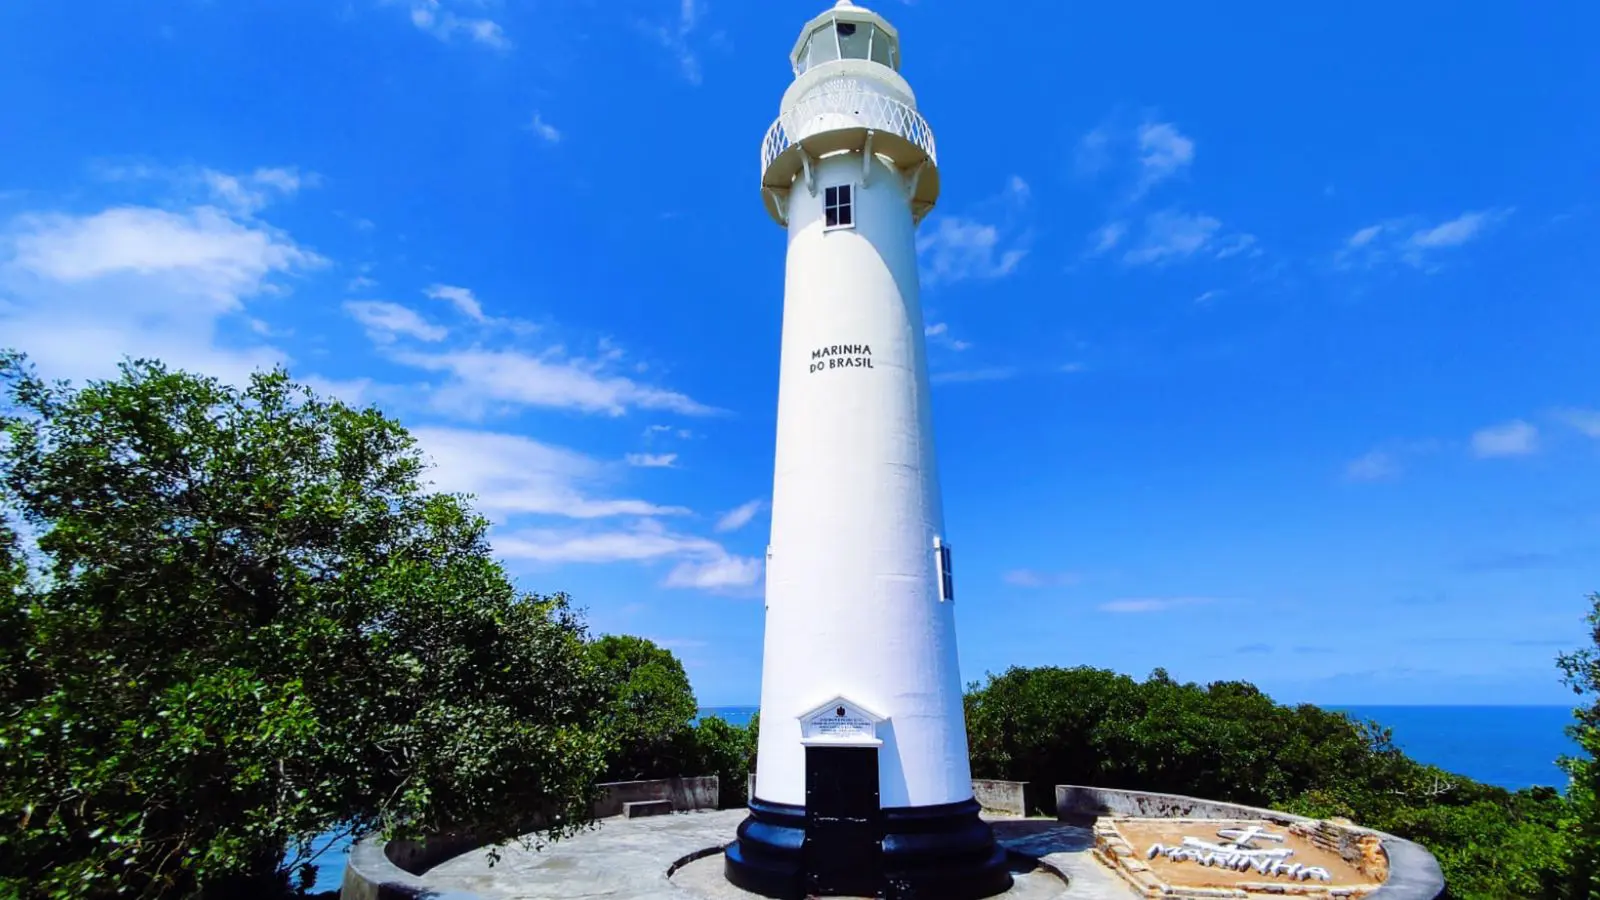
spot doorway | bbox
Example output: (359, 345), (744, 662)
(803, 745), (882, 896)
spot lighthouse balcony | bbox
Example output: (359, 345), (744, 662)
(760, 84), (940, 225)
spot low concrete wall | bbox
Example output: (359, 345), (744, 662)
(591, 776), (720, 819)
(1055, 785), (1446, 900)
(971, 779), (1031, 816)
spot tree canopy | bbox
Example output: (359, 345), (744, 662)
(0, 354), (612, 898)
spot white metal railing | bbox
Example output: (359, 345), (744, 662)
(760, 85), (937, 179)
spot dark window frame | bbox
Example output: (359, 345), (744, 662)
(824, 183), (855, 230)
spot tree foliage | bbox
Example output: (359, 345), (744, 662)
(0, 354), (612, 898)
(1559, 592), (1600, 899)
(965, 664), (1572, 899)
(588, 635), (699, 782)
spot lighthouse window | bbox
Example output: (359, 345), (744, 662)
(824, 184), (854, 229)
(837, 21), (871, 61)
(935, 539), (954, 602)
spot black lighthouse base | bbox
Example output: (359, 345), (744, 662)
(723, 796), (1013, 899)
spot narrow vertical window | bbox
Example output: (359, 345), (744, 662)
(824, 184), (854, 229)
(934, 537), (954, 602)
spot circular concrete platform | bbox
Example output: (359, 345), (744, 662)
(344, 810), (1141, 900)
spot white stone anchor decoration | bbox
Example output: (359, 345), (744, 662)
(1146, 825), (1333, 882)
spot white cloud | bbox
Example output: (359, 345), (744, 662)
(423, 283), (486, 322)
(924, 322), (971, 352)
(201, 167), (307, 214)
(1409, 211), (1496, 249)
(1100, 597), (1215, 614)
(347, 275), (379, 292)
(1, 202), (322, 384)
(647, 0), (704, 84)
(1340, 209), (1510, 270)
(1075, 127), (1112, 177)
(527, 112), (562, 144)
(931, 367), (1017, 385)
(1123, 209), (1222, 265)
(412, 426), (688, 520)
(626, 452), (678, 468)
(1344, 450), (1400, 482)
(917, 177), (1030, 286)
(1004, 569), (1082, 588)
(1194, 289), (1224, 306)
(344, 300), (447, 343)
(917, 218), (1026, 285)
(1471, 420), (1538, 458)
(404, 0), (509, 49)
(392, 346), (716, 418)
(1089, 222), (1126, 255)
(1557, 409), (1600, 439)
(1346, 225), (1383, 249)
(664, 554), (763, 590)
(495, 519), (763, 593)
(1213, 233), (1259, 259)
(1135, 121), (1194, 195)
(715, 499), (764, 533)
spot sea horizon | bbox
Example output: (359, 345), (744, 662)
(699, 703), (1578, 794)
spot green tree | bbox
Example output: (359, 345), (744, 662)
(1559, 592), (1600, 899)
(0, 354), (612, 899)
(588, 635), (698, 781)
(966, 664), (1570, 898)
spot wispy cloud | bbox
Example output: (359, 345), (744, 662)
(1122, 209), (1220, 265)
(496, 519), (762, 592)
(931, 367), (1017, 386)
(715, 499), (765, 533)
(1344, 450), (1401, 483)
(423, 283), (486, 322)
(1134, 121), (1194, 197)
(1235, 643), (1273, 655)
(1004, 569), (1082, 588)
(402, 0), (509, 49)
(1342, 439), (1443, 483)
(1556, 408), (1600, 439)
(201, 167), (309, 214)
(413, 426), (688, 520)
(1471, 420), (1539, 458)
(344, 300), (448, 343)
(527, 112), (562, 144)
(1088, 221), (1126, 256)
(626, 452), (678, 468)
(1099, 597), (1216, 614)
(917, 177), (1030, 286)
(391, 345), (717, 418)
(646, 0), (705, 85)
(1339, 209), (1511, 271)
(924, 322), (971, 351)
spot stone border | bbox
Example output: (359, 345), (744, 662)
(340, 777), (721, 900)
(1055, 786), (1444, 900)
(972, 779), (1032, 817)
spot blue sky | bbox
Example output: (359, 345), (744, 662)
(3, 0), (1598, 707)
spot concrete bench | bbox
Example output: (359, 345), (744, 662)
(623, 799), (673, 819)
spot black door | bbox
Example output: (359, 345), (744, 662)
(803, 746), (882, 896)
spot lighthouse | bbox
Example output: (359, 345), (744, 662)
(723, 3), (1011, 898)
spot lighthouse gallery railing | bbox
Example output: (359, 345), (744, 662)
(761, 86), (938, 179)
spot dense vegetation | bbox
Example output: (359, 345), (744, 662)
(2, 351), (1595, 900)
(965, 663), (1580, 898)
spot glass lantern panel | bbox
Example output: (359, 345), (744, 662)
(836, 20), (870, 60)
(808, 24), (839, 65)
(868, 26), (894, 66)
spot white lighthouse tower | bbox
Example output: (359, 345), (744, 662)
(724, 4), (1010, 898)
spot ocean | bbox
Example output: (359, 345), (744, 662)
(306, 704), (1577, 891)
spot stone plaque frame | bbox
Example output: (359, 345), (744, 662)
(798, 695), (886, 747)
